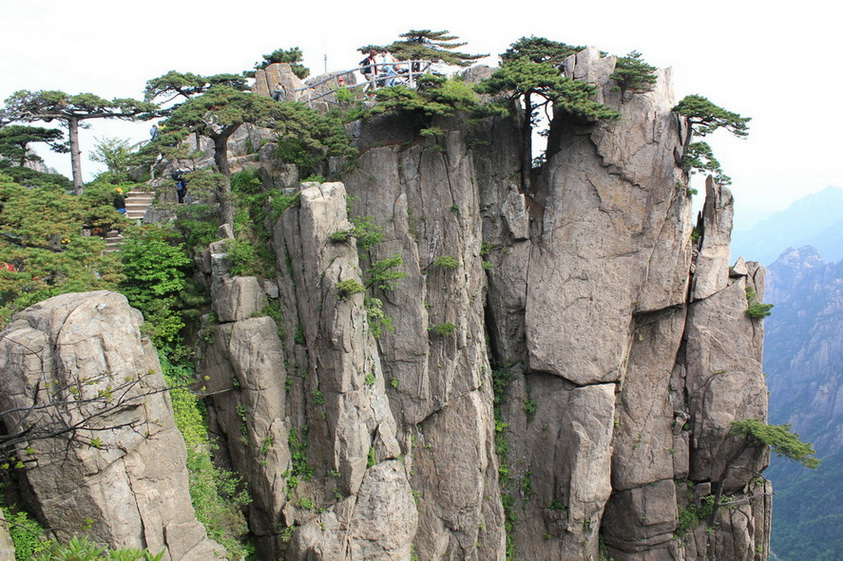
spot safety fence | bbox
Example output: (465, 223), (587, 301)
(293, 60), (436, 106)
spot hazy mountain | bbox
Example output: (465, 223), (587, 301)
(763, 246), (843, 561)
(731, 186), (843, 265)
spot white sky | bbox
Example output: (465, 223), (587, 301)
(2, 0), (840, 230)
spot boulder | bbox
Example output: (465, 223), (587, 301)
(0, 292), (223, 560)
(213, 276), (267, 322)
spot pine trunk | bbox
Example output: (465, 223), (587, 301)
(69, 117), (84, 195)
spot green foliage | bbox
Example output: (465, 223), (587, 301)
(165, 85), (277, 141)
(0, 175), (123, 328)
(119, 225), (192, 348)
(673, 95), (750, 138)
(500, 36), (581, 66)
(160, 354), (252, 560)
(288, 426), (314, 480)
(144, 71), (247, 104)
(2, 506), (50, 560)
(523, 399), (537, 415)
(744, 286), (774, 319)
(348, 216), (383, 250)
(88, 137), (136, 183)
(334, 86), (355, 105)
(165, 89), (346, 225)
(429, 322), (457, 337)
(336, 279), (365, 300)
(676, 494), (715, 535)
(2, 89), (158, 192)
(1, 503), (167, 560)
(367, 74), (480, 128)
(0, 162), (73, 190)
(364, 296), (394, 338)
(479, 37), (618, 190)
(328, 229), (351, 243)
(366, 254), (406, 290)
(610, 51), (658, 93)
(432, 255), (459, 269)
(171, 203), (220, 249)
(547, 499), (567, 511)
(271, 102), (354, 176)
(681, 141), (731, 185)
(384, 30), (486, 67)
(0, 125), (67, 167)
(226, 168), (287, 278)
(731, 419), (819, 468)
(255, 47), (310, 79)
(480, 56), (620, 123)
(746, 301), (774, 318)
(3, 90), (159, 123)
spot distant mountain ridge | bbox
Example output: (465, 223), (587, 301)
(730, 186), (843, 265)
(764, 246), (843, 561)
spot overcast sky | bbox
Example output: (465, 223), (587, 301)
(2, 0), (840, 230)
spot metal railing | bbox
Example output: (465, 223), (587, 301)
(293, 60), (437, 106)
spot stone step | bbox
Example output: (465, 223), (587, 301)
(122, 191), (156, 223)
(104, 230), (124, 252)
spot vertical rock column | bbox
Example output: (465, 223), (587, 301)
(342, 118), (507, 561)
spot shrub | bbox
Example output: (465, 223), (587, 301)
(432, 255), (459, 269)
(119, 225), (192, 348)
(348, 216), (383, 250)
(336, 279), (365, 300)
(365, 296), (394, 338)
(731, 419), (819, 468)
(366, 255), (405, 291)
(429, 322), (457, 337)
(746, 302), (774, 318)
(161, 354), (252, 559)
(610, 51), (657, 93)
(744, 286), (773, 319)
(0, 175), (123, 328)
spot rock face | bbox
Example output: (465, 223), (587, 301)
(0, 291), (223, 561)
(0, 518), (14, 561)
(195, 47), (770, 561)
(0, 47), (771, 561)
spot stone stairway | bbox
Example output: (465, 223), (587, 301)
(104, 190), (156, 252)
(125, 190), (155, 221)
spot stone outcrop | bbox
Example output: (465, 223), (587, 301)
(0, 292), (223, 561)
(0, 46), (772, 561)
(201, 184), (417, 560)
(253, 63), (307, 101)
(194, 47), (770, 561)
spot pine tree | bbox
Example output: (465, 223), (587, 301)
(479, 38), (619, 190)
(386, 30), (486, 67)
(145, 71), (247, 105)
(254, 47), (310, 79)
(2, 91), (158, 193)
(0, 125), (67, 167)
(610, 51), (658, 93)
(673, 94), (750, 185)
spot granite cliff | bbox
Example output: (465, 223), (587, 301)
(0, 50), (771, 560)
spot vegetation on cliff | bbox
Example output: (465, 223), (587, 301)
(0, 37), (802, 561)
(673, 94), (751, 185)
